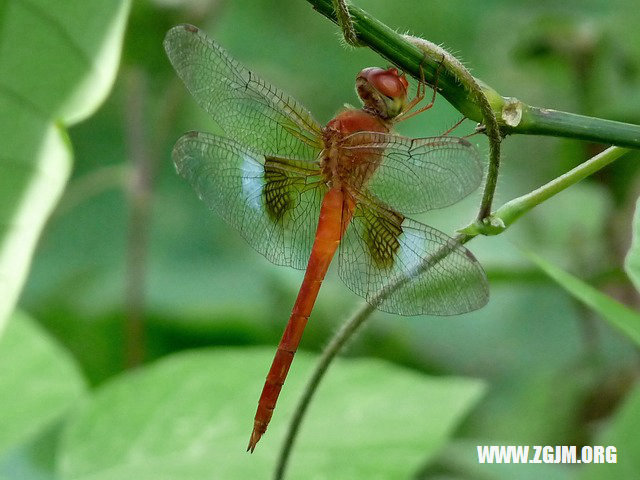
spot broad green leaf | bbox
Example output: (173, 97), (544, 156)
(0, 119), (71, 337)
(0, 1), (131, 124)
(0, 311), (85, 457)
(578, 385), (640, 480)
(624, 197), (640, 292)
(58, 348), (485, 480)
(0, 415), (61, 480)
(524, 250), (640, 347)
(0, 0), (131, 334)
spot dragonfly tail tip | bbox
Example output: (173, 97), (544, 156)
(247, 429), (262, 453)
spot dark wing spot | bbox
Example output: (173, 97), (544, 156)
(363, 208), (404, 269)
(263, 157), (294, 222)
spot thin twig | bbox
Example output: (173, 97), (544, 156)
(275, 145), (632, 478)
(122, 70), (186, 369)
(400, 36), (502, 225)
(274, 234), (471, 479)
(274, 3), (638, 477)
(490, 146), (630, 228)
(307, 0), (640, 149)
(123, 68), (154, 368)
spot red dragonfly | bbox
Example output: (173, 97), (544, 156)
(164, 24), (489, 452)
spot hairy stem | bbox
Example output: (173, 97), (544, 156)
(401, 36), (502, 222)
(332, 0), (362, 46)
(274, 234), (471, 479)
(274, 2), (638, 476)
(274, 300), (375, 479)
(307, 0), (640, 149)
(275, 147), (631, 475)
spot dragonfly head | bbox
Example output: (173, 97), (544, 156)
(356, 67), (409, 120)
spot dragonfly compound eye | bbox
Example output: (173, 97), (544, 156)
(356, 67), (408, 119)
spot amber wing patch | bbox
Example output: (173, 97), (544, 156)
(362, 206), (404, 269)
(263, 159), (296, 222)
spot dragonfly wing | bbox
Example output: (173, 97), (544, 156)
(340, 132), (483, 213)
(174, 131), (326, 269)
(338, 200), (488, 315)
(164, 24), (323, 161)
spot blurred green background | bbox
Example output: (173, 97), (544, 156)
(2, 0), (640, 478)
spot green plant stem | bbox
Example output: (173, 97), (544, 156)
(124, 68), (153, 368)
(274, 301), (376, 480)
(274, 2), (638, 477)
(493, 146), (630, 227)
(274, 233), (471, 479)
(306, 0), (640, 149)
(513, 105), (640, 147)
(332, 0), (362, 46)
(309, 0), (475, 116)
(401, 35), (502, 222)
(275, 146), (631, 476)
(329, 0), (504, 223)
(462, 146), (631, 236)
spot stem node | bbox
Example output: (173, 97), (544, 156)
(501, 97), (524, 127)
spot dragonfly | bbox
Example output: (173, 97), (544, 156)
(164, 24), (489, 452)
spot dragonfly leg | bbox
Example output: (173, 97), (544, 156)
(395, 54), (445, 123)
(441, 115), (467, 136)
(395, 64), (425, 119)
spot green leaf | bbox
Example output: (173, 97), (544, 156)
(0, 311), (85, 457)
(0, 419), (61, 480)
(578, 385), (640, 480)
(0, 0), (131, 334)
(524, 249), (640, 347)
(0, 1), (131, 124)
(57, 348), (485, 479)
(624, 197), (640, 292)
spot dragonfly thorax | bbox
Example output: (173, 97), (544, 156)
(321, 108), (390, 190)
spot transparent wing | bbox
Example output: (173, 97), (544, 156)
(338, 200), (488, 315)
(164, 24), (323, 161)
(340, 132), (483, 213)
(174, 131), (326, 269)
